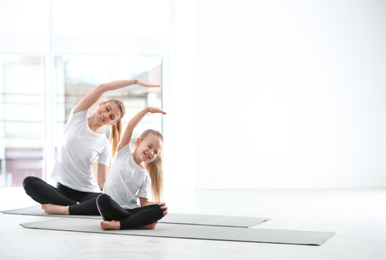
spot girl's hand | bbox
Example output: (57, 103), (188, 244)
(135, 79), (160, 88)
(159, 202), (168, 216)
(147, 107), (167, 115)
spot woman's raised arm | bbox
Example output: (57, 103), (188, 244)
(74, 79), (160, 113)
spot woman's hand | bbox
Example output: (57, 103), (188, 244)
(135, 79), (160, 88)
(158, 202), (168, 216)
(147, 107), (167, 115)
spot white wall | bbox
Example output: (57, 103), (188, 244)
(182, 0), (386, 189)
(163, 0), (197, 199)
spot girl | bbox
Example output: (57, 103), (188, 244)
(96, 106), (168, 230)
(22, 79), (159, 215)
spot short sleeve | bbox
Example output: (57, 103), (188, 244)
(62, 106), (86, 132)
(137, 173), (151, 199)
(68, 105), (87, 119)
(115, 143), (131, 159)
(97, 142), (112, 166)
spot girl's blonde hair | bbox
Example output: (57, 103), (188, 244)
(107, 99), (125, 159)
(140, 129), (164, 202)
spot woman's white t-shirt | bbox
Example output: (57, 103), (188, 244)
(51, 107), (111, 193)
(103, 144), (151, 209)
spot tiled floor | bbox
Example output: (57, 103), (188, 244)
(1, 187), (385, 260)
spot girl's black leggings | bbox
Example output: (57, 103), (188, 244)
(22, 176), (101, 215)
(96, 193), (165, 230)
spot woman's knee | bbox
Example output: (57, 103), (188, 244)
(22, 176), (40, 190)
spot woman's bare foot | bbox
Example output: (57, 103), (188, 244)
(100, 220), (120, 230)
(137, 221), (158, 230)
(41, 204), (69, 215)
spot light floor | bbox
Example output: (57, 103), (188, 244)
(1, 187), (386, 260)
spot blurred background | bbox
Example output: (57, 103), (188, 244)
(1, 0), (386, 197)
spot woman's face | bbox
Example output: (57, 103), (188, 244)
(135, 134), (163, 163)
(96, 101), (122, 126)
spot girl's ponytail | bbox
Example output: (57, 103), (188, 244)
(145, 154), (164, 202)
(141, 129), (164, 201)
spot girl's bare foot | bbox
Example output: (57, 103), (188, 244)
(100, 221), (158, 230)
(100, 220), (120, 230)
(137, 221), (158, 230)
(41, 204), (69, 215)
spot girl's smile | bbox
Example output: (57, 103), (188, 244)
(144, 152), (151, 160)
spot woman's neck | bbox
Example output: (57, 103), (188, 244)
(88, 116), (103, 134)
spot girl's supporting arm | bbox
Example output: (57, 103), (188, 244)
(139, 197), (168, 215)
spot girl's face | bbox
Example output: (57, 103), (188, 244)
(135, 134), (163, 163)
(96, 101), (122, 126)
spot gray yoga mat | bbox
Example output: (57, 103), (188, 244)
(20, 218), (335, 246)
(2, 205), (269, 227)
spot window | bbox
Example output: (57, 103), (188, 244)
(0, 56), (45, 186)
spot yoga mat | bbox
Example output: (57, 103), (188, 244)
(2, 206), (269, 227)
(20, 218), (335, 246)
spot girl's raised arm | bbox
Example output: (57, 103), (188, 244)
(118, 107), (166, 152)
(74, 79), (160, 113)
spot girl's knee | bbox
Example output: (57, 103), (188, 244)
(96, 193), (110, 206)
(155, 205), (166, 219)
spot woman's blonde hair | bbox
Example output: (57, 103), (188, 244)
(107, 99), (125, 159)
(140, 129), (164, 202)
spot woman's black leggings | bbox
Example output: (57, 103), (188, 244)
(22, 176), (101, 215)
(96, 194), (165, 230)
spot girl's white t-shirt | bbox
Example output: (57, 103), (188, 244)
(51, 107), (111, 193)
(103, 144), (151, 209)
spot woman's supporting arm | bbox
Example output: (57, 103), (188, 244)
(97, 164), (109, 190)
